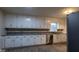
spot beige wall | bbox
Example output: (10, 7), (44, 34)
(46, 17), (67, 33)
(62, 17), (67, 33)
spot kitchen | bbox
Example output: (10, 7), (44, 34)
(0, 7), (68, 52)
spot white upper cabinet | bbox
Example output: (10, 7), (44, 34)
(16, 15), (23, 28)
(4, 14), (65, 30)
(4, 14), (50, 29)
(16, 15), (30, 28)
(5, 15), (17, 28)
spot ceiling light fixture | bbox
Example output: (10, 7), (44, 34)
(64, 9), (74, 15)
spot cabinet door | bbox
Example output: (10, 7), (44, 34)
(41, 35), (46, 44)
(14, 36), (22, 47)
(2, 36), (5, 48)
(60, 34), (64, 42)
(5, 36), (15, 48)
(29, 35), (34, 45)
(22, 38), (27, 46)
(60, 34), (67, 42)
(32, 35), (42, 45)
(0, 36), (4, 48)
(30, 35), (35, 45)
(33, 35), (42, 45)
(37, 35), (42, 44)
(57, 34), (61, 43)
(53, 34), (58, 43)
(5, 15), (12, 28)
(5, 15), (16, 28)
(22, 35), (35, 46)
(16, 16), (23, 28)
(22, 36), (30, 46)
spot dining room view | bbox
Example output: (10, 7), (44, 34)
(0, 7), (79, 52)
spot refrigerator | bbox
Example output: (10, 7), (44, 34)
(67, 12), (79, 52)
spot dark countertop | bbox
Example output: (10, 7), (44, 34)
(2, 31), (66, 36)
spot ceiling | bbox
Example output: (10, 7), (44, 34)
(0, 7), (79, 18)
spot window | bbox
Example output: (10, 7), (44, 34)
(50, 23), (59, 32)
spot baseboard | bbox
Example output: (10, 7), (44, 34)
(2, 44), (47, 49)
(0, 49), (5, 52)
(53, 42), (67, 44)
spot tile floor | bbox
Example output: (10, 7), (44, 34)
(5, 43), (67, 52)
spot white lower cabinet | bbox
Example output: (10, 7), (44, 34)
(22, 36), (31, 46)
(22, 38), (28, 46)
(31, 35), (37, 45)
(53, 34), (67, 43)
(14, 36), (22, 47)
(5, 36), (15, 48)
(33, 35), (46, 45)
(53, 34), (61, 43)
(0, 36), (4, 48)
(41, 35), (46, 44)
(4, 35), (46, 48)
(36, 35), (42, 44)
